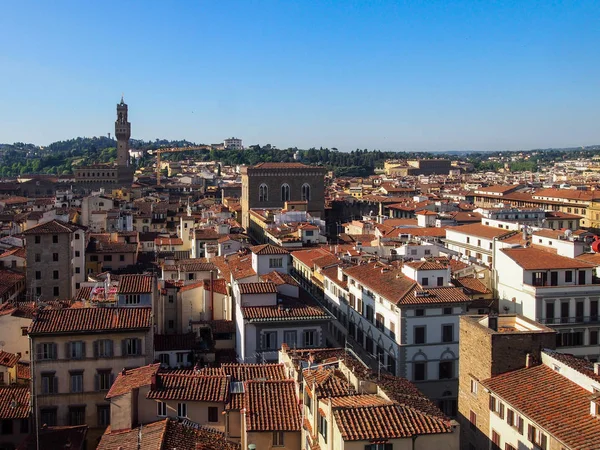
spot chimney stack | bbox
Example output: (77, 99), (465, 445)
(594, 362), (600, 376)
(525, 353), (534, 368)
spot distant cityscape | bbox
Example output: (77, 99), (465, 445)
(0, 99), (599, 450)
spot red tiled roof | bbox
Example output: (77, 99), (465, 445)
(303, 367), (355, 398)
(333, 403), (452, 441)
(533, 188), (600, 202)
(404, 261), (448, 271)
(250, 243), (290, 255)
(106, 364), (160, 399)
(98, 419), (165, 450)
(502, 247), (596, 270)
(29, 307), (153, 335)
(398, 286), (471, 305)
(245, 380), (301, 432)
(329, 394), (393, 408)
(446, 223), (515, 239)
(291, 248), (335, 268)
(0, 350), (20, 368)
(238, 281), (277, 295)
(22, 219), (81, 235)
(544, 350), (600, 384)
(118, 274), (154, 294)
(162, 419), (240, 450)
(200, 363), (286, 382)
(16, 362), (30, 380)
(203, 279), (229, 295)
(260, 271), (299, 287)
(179, 281), (205, 293)
(481, 364), (600, 450)
(147, 374), (228, 402)
(242, 296), (330, 322)
(454, 276), (491, 295)
(344, 263), (416, 304)
(0, 386), (30, 419)
(155, 237), (184, 246)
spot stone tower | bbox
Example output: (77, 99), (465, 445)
(115, 96), (131, 167)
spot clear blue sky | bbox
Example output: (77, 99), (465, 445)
(1, 0), (599, 151)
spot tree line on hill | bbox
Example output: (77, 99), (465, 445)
(0, 137), (599, 177)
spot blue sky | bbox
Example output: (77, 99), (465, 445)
(1, 0), (599, 151)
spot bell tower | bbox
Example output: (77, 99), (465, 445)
(115, 96), (131, 167)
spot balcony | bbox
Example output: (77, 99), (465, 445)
(537, 315), (600, 325)
(522, 283), (600, 297)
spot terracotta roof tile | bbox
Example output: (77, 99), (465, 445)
(16, 362), (30, 380)
(502, 247), (596, 270)
(242, 296), (331, 322)
(238, 281), (278, 295)
(147, 373), (228, 402)
(106, 364), (160, 399)
(0, 350), (20, 368)
(398, 286), (471, 305)
(543, 350), (600, 384)
(0, 386), (30, 419)
(250, 243), (290, 255)
(245, 380), (301, 432)
(163, 419), (240, 450)
(291, 248), (335, 268)
(98, 419), (165, 450)
(333, 403), (452, 441)
(199, 363), (286, 381)
(30, 307), (153, 335)
(118, 274), (154, 294)
(481, 364), (600, 450)
(446, 223), (515, 239)
(329, 394), (393, 408)
(22, 219), (81, 235)
(203, 279), (228, 295)
(260, 271), (299, 287)
(404, 261), (448, 271)
(454, 276), (491, 295)
(303, 367), (354, 398)
(344, 263), (416, 304)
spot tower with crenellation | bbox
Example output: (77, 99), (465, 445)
(115, 95), (131, 167)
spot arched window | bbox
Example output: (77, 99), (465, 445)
(259, 184), (268, 202)
(281, 183), (290, 202)
(301, 183), (311, 201)
(412, 351), (427, 382)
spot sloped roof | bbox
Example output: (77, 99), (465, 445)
(22, 219), (81, 235)
(0, 386), (30, 419)
(250, 243), (290, 255)
(29, 307), (153, 335)
(481, 364), (600, 450)
(245, 380), (301, 431)
(106, 364), (160, 399)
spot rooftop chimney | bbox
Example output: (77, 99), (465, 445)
(594, 362), (600, 376)
(525, 353), (534, 368)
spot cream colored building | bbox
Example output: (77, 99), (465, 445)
(29, 307), (153, 446)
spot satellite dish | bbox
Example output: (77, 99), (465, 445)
(564, 229), (573, 238)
